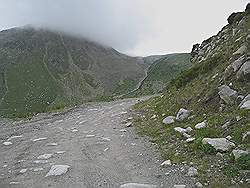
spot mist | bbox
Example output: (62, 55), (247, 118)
(0, 0), (248, 56)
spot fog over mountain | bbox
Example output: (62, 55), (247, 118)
(0, 0), (248, 56)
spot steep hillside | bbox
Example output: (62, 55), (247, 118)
(136, 53), (191, 95)
(133, 4), (249, 187)
(0, 27), (147, 117)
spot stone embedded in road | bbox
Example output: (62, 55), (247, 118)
(161, 160), (172, 167)
(33, 167), (44, 172)
(120, 183), (157, 188)
(33, 160), (49, 164)
(8, 135), (23, 141)
(33, 137), (47, 142)
(86, 135), (95, 138)
(174, 185), (186, 188)
(71, 129), (78, 133)
(125, 122), (132, 127)
(187, 167), (198, 177)
(3, 141), (13, 146)
(56, 151), (66, 154)
(19, 169), (27, 174)
(186, 138), (196, 143)
(37, 154), (53, 160)
(120, 129), (127, 132)
(45, 165), (70, 177)
(47, 143), (58, 146)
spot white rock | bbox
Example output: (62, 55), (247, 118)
(161, 160), (172, 167)
(47, 143), (58, 146)
(240, 100), (250, 109)
(202, 138), (235, 152)
(176, 108), (190, 121)
(33, 160), (49, 164)
(125, 122), (132, 127)
(186, 138), (196, 143)
(232, 149), (249, 160)
(71, 129), (78, 133)
(45, 165), (70, 177)
(226, 135), (232, 140)
(33, 137), (47, 142)
(37, 154), (53, 160)
(182, 133), (191, 138)
(33, 167), (44, 172)
(56, 151), (66, 154)
(174, 127), (187, 134)
(242, 131), (250, 141)
(162, 116), (175, 125)
(195, 182), (203, 188)
(187, 167), (198, 177)
(195, 121), (207, 129)
(3, 141), (12, 146)
(174, 185), (186, 188)
(120, 183), (157, 188)
(120, 129), (127, 132)
(86, 135), (95, 138)
(151, 115), (157, 119)
(8, 135), (23, 141)
(185, 127), (193, 133)
(9, 182), (20, 185)
(19, 169), (27, 174)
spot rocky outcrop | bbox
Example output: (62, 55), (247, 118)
(237, 60), (250, 80)
(239, 94), (250, 109)
(232, 149), (249, 159)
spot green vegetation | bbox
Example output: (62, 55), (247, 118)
(132, 10), (250, 187)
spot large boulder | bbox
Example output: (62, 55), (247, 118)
(218, 85), (238, 104)
(162, 116), (175, 125)
(202, 138), (235, 152)
(237, 60), (250, 81)
(176, 108), (190, 121)
(224, 56), (245, 79)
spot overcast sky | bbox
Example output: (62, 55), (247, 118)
(0, 0), (248, 56)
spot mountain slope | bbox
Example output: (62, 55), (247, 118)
(136, 53), (191, 94)
(133, 4), (249, 187)
(0, 27), (147, 117)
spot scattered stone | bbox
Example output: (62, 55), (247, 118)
(125, 122), (132, 127)
(33, 137), (47, 142)
(37, 154), (53, 160)
(104, 147), (109, 152)
(86, 135), (95, 138)
(185, 127), (193, 133)
(33, 167), (44, 172)
(162, 116), (175, 125)
(3, 141), (12, 146)
(202, 138), (235, 152)
(176, 108), (190, 121)
(151, 115), (157, 119)
(187, 167), (198, 177)
(71, 129), (78, 133)
(218, 85), (237, 104)
(174, 185), (186, 188)
(232, 149), (249, 160)
(216, 152), (223, 157)
(3, 165), (8, 168)
(236, 116), (242, 121)
(242, 131), (250, 141)
(100, 137), (111, 142)
(195, 121), (207, 129)
(56, 151), (66, 154)
(161, 160), (172, 167)
(33, 160), (49, 164)
(182, 133), (191, 138)
(19, 169), (27, 174)
(174, 127), (187, 134)
(222, 121), (230, 129)
(120, 183), (157, 188)
(45, 165), (70, 177)
(226, 135), (232, 140)
(120, 129), (127, 132)
(195, 182), (203, 188)
(9, 182), (20, 185)
(7, 135), (23, 141)
(186, 138), (196, 143)
(47, 143), (58, 146)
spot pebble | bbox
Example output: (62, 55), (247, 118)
(33, 137), (47, 142)
(37, 154), (53, 160)
(19, 169), (27, 174)
(3, 142), (13, 146)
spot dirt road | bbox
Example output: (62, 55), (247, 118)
(0, 97), (195, 188)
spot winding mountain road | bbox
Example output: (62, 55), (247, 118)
(0, 97), (195, 188)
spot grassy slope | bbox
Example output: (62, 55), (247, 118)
(133, 12), (250, 187)
(130, 53), (191, 96)
(0, 28), (146, 118)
